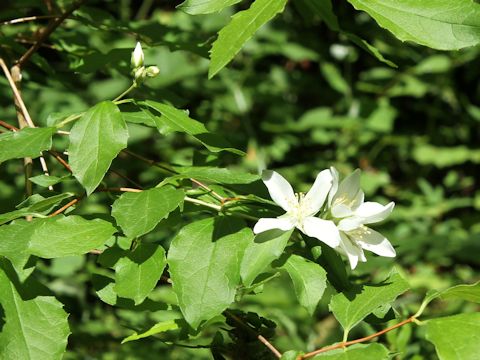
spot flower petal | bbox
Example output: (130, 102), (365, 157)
(328, 167), (339, 207)
(262, 170), (296, 212)
(253, 217), (294, 234)
(339, 232), (365, 270)
(331, 203), (354, 219)
(354, 201), (394, 224)
(350, 227), (396, 257)
(332, 169), (361, 206)
(302, 217), (341, 248)
(337, 216), (363, 232)
(303, 169), (333, 216)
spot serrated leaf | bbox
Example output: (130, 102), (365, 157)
(281, 254), (327, 315)
(313, 343), (389, 359)
(0, 261), (70, 360)
(114, 243), (166, 305)
(347, 0), (480, 50)
(122, 320), (179, 344)
(425, 313), (480, 360)
(208, 0), (288, 78)
(240, 229), (293, 287)
(141, 100), (244, 155)
(178, 0), (241, 15)
(111, 187), (184, 238)
(168, 217), (253, 329)
(329, 270), (409, 334)
(29, 175), (71, 187)
(0, 215), (116, 261)
(68, 101), (129, 195)
(0, 127), (55, 163)
(0, 193), (74, 225)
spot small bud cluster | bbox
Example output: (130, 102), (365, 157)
(130, 42), (160, 85)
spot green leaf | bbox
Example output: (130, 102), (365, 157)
(68, 101), (129, 195)
(329, 270), (409, 334)
(281, 254), (327, 315)
(178, 0), (241, 15)
(141, 100), (244, 155)
(0, 261), (70, 360)
(346, 0), (480, 50)
(0, 192), (74, 225)
(0, 215), (116, 261)
(29, 175), (71, 187)
(440, 281), (480, 303)
(343, 32), (397, 68)
(114, 243), (166, 305)
(168, 217), (253, 329)
(425, 313), (480, 360)
(208, 0), (288, 78)
(313, 343), (389, 359)
(0, 127), (55, 163)
(122, 320), (179, 344)
(169, 166), (259, 185)
(29, 216), (116, 258)
(240, 229), (293, 287)
(111, 187), (184, 238)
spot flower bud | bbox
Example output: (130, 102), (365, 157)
(131, 42), (144, 69)
(145, 66), (160, 78)
(133, 66), (146, 85)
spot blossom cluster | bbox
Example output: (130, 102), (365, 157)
(130, 42), (160, 85)
(254, 168), (396, 269)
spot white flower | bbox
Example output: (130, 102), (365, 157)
(324, 167), (396, 269)
(145, 66), (160, 78)
(131, 42), (144, 69)
(253, 170), (341, 248)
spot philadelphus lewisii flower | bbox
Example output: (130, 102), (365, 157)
(131, 42), (144, 69)
(253, 170), (341, 248)
(254, 168), (396, 269)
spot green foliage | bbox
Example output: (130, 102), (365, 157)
(281, 254), (327, 315)
(68, 101), (128, 195)
(168, 217), (253, 329)
(209, 0), (288, 78)
(114, 243), (167, 305)
(425, 313), (480, 359)
(347, 0), (480, 50)
(0, 261), (70, 360)
(329, 271), (409, 334)
(111, 187), (184, 238)
(1, 0), (480, 358)
(0, 127), (55, 163)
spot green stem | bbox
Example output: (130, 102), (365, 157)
(113, 82), (136, 102)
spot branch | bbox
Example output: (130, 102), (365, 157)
(16, 0), (86, 68)
(299, 316), (416, 359)
(0, 15), (58, 25)
(122, 149), (226, 202)
(224, 311), (282, 359)
(48, 198), (81, 217)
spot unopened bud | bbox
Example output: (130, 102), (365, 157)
(145, 66), (160, 78)
(131, 42), (144, 69)
(133, 66), (146, 85)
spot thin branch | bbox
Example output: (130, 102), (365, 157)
(122, 149), (226, 202)
(299, 316), (415, 359)
(224, 311), (282, 359)
(110, 169), (144, 189)
(16, 0), (86, 68)
(47, 150), (72, 172)
(0, 58), (34, 127)
(0, 120), (18, 131)
(1, 15), (58, 25)
(48, 197), (80, 217)
(98, 187), (142, 193)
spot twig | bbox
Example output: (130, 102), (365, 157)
(0, 120), (18, 131)
(0, 58), (34, 127)
(0, 58), (53, 190)
(1, 15), (58, 25)
(16, 0), (86, 68)
(48, 197), (80, 217)
(299, 316), (415, 359)
(122, 149), (226, 202)
(224, 311), (282, 359)
(110, 169), (143, 189)
(47, 150), (72, 172)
